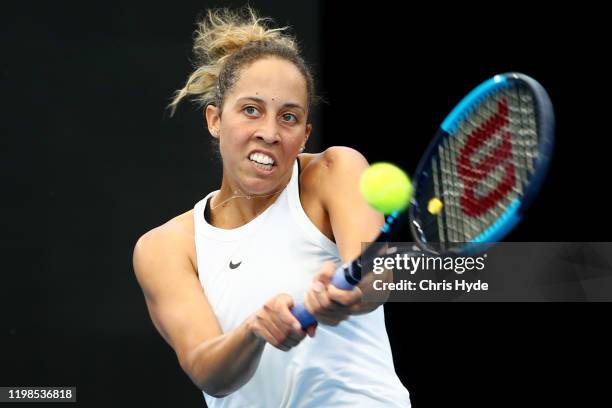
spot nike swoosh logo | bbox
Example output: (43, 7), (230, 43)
(229, 261), (242, 269)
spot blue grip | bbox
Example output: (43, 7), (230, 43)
(331, 265), (356, 290)
(291, 264), (358, 328)
(291, 303), (316, 328)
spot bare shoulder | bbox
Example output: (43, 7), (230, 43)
(301, 145), (368, 172)
(302, 147), (382, 261)
(299, 146), (370, 194)
(133, 209), (198, 278)
(320, 145), (369, 164)
(297, 147), (371, 241)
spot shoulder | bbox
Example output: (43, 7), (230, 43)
(299, 146), (369, 186)
(300, 146), (370, 199)
(299, 147), (383, 261)
(133, 209), (198, 277)
(134, 210), (195, 251)
(301, 146), (369, 173)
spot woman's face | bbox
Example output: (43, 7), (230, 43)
(207, 57), (312, 195)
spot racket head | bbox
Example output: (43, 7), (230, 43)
(409, 73), (555, 255)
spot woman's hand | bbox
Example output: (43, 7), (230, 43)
(304, 262), (363, 326)
(247, 294), (316, 352)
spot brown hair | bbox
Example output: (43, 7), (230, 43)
(168, 7), (316, 117)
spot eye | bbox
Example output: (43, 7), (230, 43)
(243, 106), (260, 117)
(282, 113), (298, 123)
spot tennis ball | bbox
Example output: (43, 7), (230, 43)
(428, 197), (444, 215)
(360, 162), (413, 214)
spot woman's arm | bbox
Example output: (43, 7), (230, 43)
(318, 146), (385, 262)
(133, 222), (309, 397)
(304, 146), (393, 321)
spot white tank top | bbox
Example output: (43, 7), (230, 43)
(193, 159), (411, 407)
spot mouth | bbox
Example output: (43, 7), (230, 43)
(248, 151), (277, 172)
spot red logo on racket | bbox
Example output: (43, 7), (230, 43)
(457, 99), (516, 217)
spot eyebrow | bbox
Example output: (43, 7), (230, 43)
(236, 96), (306, 113)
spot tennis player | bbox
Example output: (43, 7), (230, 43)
(133, 7), (411, 407)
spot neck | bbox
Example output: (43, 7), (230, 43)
(210, 169), (292, 226)
(212, 185), (285, 211)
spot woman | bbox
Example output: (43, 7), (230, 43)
(133, 7), (410, 407)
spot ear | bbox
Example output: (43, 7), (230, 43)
(303, 123), (312, 148)
(205, 104), (221, 139)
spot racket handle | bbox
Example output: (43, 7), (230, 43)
(291, 262), (361, 328)
(291, 303), (317, 328)
(331, 262), (361, 290)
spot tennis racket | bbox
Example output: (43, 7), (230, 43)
(292, 72), (555, 327)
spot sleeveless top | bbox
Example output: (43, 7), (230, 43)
(193, 159), (411, 407)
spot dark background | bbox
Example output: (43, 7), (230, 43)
(2, 1), (610, 407)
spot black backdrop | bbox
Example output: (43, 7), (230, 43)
(2, 1), (611, 407)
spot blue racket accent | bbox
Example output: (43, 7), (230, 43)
(381, 210), (400, 234)
(470, 198), (521, 243)
(441, 75), (508, 134)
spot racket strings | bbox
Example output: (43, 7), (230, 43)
(431, 83), (540, 244)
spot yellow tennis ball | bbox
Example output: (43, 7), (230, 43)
(428, 197), (444, 215)
(360, 162), (413, 214)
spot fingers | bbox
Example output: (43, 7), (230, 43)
(254, 294), (311, 352)
(262, 305), (302, 349)
(306, 323), (317, 338)
(327, 284), (363, 307)
(304, 277), (363, 326)
(254, 320), (290, 351)
(305, 284), (346, 326)
(312, 261), (337, 286)
(271, 295), (307, 342)
(274, 295), (302, 331)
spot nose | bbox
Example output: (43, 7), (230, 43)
(254, 119), (281, 144)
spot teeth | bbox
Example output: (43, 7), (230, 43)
(252, 161), (272, 171)
(249, 152), (274, 165)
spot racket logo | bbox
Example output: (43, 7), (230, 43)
(457, 99), (516, 217)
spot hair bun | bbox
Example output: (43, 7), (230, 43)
(194, 8), (296, 68)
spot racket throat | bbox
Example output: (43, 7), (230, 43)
(342, 262), (362, 285)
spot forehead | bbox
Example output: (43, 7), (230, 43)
(228, 57), (308, 104)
